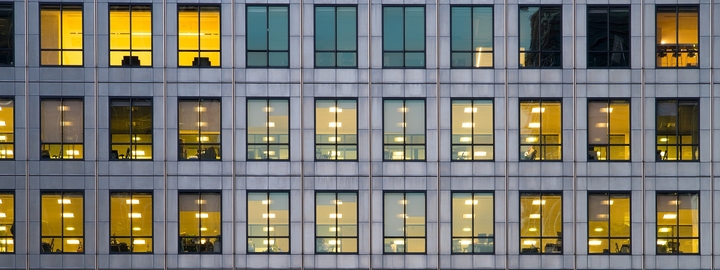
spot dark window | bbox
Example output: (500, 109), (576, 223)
(656, 193), (699, 254)
(41, 98), (84, 160)
(0, 4), (13, 66)
(109, 5), (152, 67)
(519, 6), (561, 68)
(587, 193), (630, 254)
(384, 192), (426, 253)
(178, 192), (221, 253)
(247, 5), (289, 68)
(520, 192), (562, 254)
(0, 98), (14, 159)
(110, 98), (153, 160)
(519, 100), (562, 161)
(656, 100), (699, 161)
(314, 6), (357, 68)
(41, 191), (84, 253)
(40, 4), (83, 66)
(177, 5), (220, 67)
(451, 99), (493, 160)
(450, 6), (492, 68)
(587, 100), (630, 161)
(247, 191), (290, 253)
(315, 192), (358, 253)
(178, 99), (221, 160)
(656, 6), (698, 68)
(247, 99), (290, 160)
(110, 192), (153, 253)
(451, 192), (493, 254)
(315, 99), (357, 160)
(0, 192), (14, 253)
(383, 99), (425, 161)
(587, 6), (630, 68)
(382, 6), (425, 68)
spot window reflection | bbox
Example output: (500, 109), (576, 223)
(450, 6), (493, 68)
(384, 192), (425, 253)
(315, 99), (357, 160)
(519, 6), (561, 68)
(657, 193), (699, 254)
(178, 99), (221, 160)
(520, 100), (561, 161)
(588, 100), (630, 161)
(109, 5), (152, 66)
(451, 192), (493, 253)
(382, 6), (425, 68)
(316, 192), (358, 253)
(520, 193), (561, 254)
(110, 192), (152, 253)
(383, 99), (425, 161)
(178, 192), (221, 253)
(656, 100), (699, 161)
(247, 5), (289, 68)
(0, 4), (13, 66)
(40, 4), (83, 66)
(315, 6), (357, 68)
(588, 193), (630, 254)
(0, 99), (14, 159)
(248, 192), (290, 253)
(178, 5), (220, 67)
(587, 6), (630, 67)
(247, 99), (290, 160)
(656, 6), (698, 68)
(41, 98), (84, 160)
(110, 99), (153, 160)
(0, 192), (14, 253)
(41, 191), (84, 253)
(451, 100), (493, 160)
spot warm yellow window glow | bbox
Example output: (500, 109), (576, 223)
(656, 6), (699, 68)
(178, 6), (220, 67)
(40, 5), (83, 66)
(109, 5), (152, 66)
(42, 192), (84, 253)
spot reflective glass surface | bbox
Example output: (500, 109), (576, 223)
(384, 192), (425, 253)
(588, 100), (630, 161)
(656, 100), (699, 161)
(178, 192), (221, 253)
(588, 193), (630, 254)
(383, 100), (425, 160)
(178, 99), (221, 160)
(248, 192), (290, 253)
(520, 193), (562, 254)
(41, 192), (84, 253)
(41, 99), (84, 160)
(110, 192), (153, 253)
(40, 5), (83, 66)
(657, 193), (699, 254)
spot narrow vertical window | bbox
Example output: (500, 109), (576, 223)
(656, 100), (699, 161)
(315, 192), (358, 253)
(0, 98), (14, 159)
(247, 191), (290, 253)
(450, 6), (493, 68)
(315, 99), (357, 160)
(110, 98), (153, 160)
(0, 4), (13, 66)
(314, 6), (357, 68)
(451, 192), (493, 254)
(178, 192), (221, 253)
(587, 100), (630, 161)
(178, 5), (220, 67)
(247, 99), (289, 160)
(109, 5), (152, 66)
(247, 5), (289, 68)
(519, 100), (562, 161)
(587, 6), (630, 68)
(382, 6), (425, 68)
(383, 99), (425, 161)
(519, 6), (561, 68)
(451, 99), (493, 160)
(520, 192), (562, 254)
(178, 99), (221, 160)
(40, 4), (83, 66)
(587, 193), (630, 254)
(656, 6), (698, 68)
(0, 192), (14, 253)
(656, 193), (699, 254)
(41, 191), (84, 253)
(110, 192), (153, 253)
(384, 192), (425, 253)
(41, 98), (84, 160)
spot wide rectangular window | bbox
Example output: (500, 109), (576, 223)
(450, 6), (492, 68)
(315, 99), (357, 160)
(588, 193), (630, 254)
(109, 5), (152, 67)
(520, 192), (561, 254)
(247, 5), (289, 68)
(451, 99), (493, 160)
(247, 191), (290, 253)
(520, 100), (561, 161)
(178, 192), (221, 253)
(383, 6), (425, 68)
(110, 192), (152, 253)
(315, 6), (357, 68)
(656, 6), (698, 68)
(384, 192), (425, 253)
(519, 6), (561, 68)
(451, 192), (493, 254)
(657, 193), (699, 254)
(178, 5), (220, 67)
(656, 100), (699, 161)
(587, 6), (630, 68)
(41, 191), (84, 253)
(0, 192), (14, 253)
(384, 99), (425, 160)
(247, 99), (289, 160)
(110, 98), (152, 160)
(0, 98), (13, 159)
(40, 4), (83, 66)
(178, 99), (220, 160)
(588, 100), (630, 161)
(0, 4), (13, 66)
(315, 192), (358, 253)
(41, 98), (84, 160)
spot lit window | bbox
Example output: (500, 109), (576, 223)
(520, 100), (561, 161)
(247, 191), (290, 253)
(384, 192), (425, 253)
(0, 192), (14, 253)
(656, 193), (699, 254)
(247, 99), (289, 160)
(314, 5), (357, 68)
(0, 98), (14, 159)
(451, 99), (493, 161)
(451, 192), (493, 254)
(109, 5), (152, 67)
(383, 6), (425, 68)
(247, 5), (289, 68)
(178, 99), (220, 160)
(315, 192), (357, 253)
(587, 193), (630, 254)
(315, 99), (357, 161)
(656, 100), (699, 161)
(519, 6), (561, 68)
(588, 100), (630, 161)
(41, 98), (84, 160)
(587, 6), (630, 68)
(40, 4), (83, 66)
(178, 192), (221, 253)
(520, 192), (561, 254)
(41, 191), (84, 253)
(0, 4), (13, 66)
(110, 192), (152, 253)
(450, 6), (493, 68)
(656, 6), (698, 68)
(178, 5), (220, 67)
(383, 99), (425, 161)
(110, 99), (152, 160)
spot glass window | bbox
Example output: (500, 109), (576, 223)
(587, 6), (630, 68)
(656, 100), (699, 161)
(520, 192), (562, 254)
(519, 6), (561, 68)
(41, 191), (84, 253)
(588, 193), (630, 254)
(588, 100), (630, 161)
(315, 6), (357, 68)
(40, 4), (83, 66)
(178, 192), (221, 253)
(451, 99), (493, 160)
(247, 191), (290, 253)
(520, 100), (561, 161)
(178, 99), (220, 160)
(41, 98), (84, 160)
(110, 98), (152, 160)
(0, 192), (14, 253)
(450, 6), (492, 68)
(247, 5), (289, 68)
(315, 192), (358, 253)
(383, 6), (425, 68)
(0, 4), (13, 66)
(109, 5), (152, 67)
(0, 98), (13, 159)
(315, 99), (357, 160)
(110, 192), (153, 253)
(384, 192), (425, 254)
(178, 5), (220, 67)
(383, 99), (425, 161)
(247, 99), (289, 160)
(657, 193), (699, 254)
(451, 192), (493, 254)
(656, 6), (698, 68)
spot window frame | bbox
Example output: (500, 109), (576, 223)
(0, 190), (14, 253)
(382, 191), (427, 254)
(109, 97), (153, 161)
(177, 191), (222, 254)
(381, 5), (426, 69)
(0, 97), (14, 160)
(519, 191), (563, 255)
(586, 192), (631, 255)
(0, 3), (14, 66)
(314, 98), (358, 161)
(519, 99), (562, 161)
(313, 5), (358, 69)
(40, 97), (85, 160)
(108, 4), (153, 67)
(109, 190), (153, 254)
(587, 99), (631, 162)
(655, 5), (699, 69)
(246, 190), (291, 254)
(655, 98), (699, 162)
(246, 98), (290, 161)
(176, 4), (221, 68)
(382, 98), (427, 161)
(518, 5), (562, 69)
(586, 5), (631, 69)
(39, 3), (84, 67)
(40, 190), (85, 254)
(655, 192), (700, 255)
(245, 4), (290, 68)
(450, 191), (494, 254)
(177, 98), (222, 161)
(450, 98), (494, 161)
(314, 191), (359, 254)
(449, 5), (494, 69)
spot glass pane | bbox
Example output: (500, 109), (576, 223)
(336, 52), (356, 67)
(384, 193), (405, 237)
(521, 194), (540, 238)
(451, 52), (471, 67)
(268, 52), (289, 67)
(406, 238), (425, 253)
(383, 52), (403, 67)
(656, 7), (677, 45)
(587, 7), (608, 52)
(199, 193), (221, 237)
(315, 7), (336, 51)
(199, 6), (220, 51)
(316, 193), (336, 237)
(474, 100), (493, 142)
(247, 6), (268, 50)
(0, 193), (13, 253)
(405, 193), (425, 237)
(519, 6), (539, 52)
(199, 52), (219, 67)
(62, 7), (83, 50)
(588, 101), (609, 144)
(383, 7), (403, 50)
(542, 194), (562, 237)
(247, 52), (267, 67)
(472, 7), (493, 49)
(405, 52), (424, 67)
(404, 7), (424, 51)
(452, 193), (473, 237)
(0, 5), (13, 53)
(178, 7), (199, 50)
(405, 100), (425, 144)
(131, 6), (152, 50)
(451, 7), (471, 51)
(383, 100), (404, 144)
(337, 193), (358, 237)
(268, 6), (289, 51)
(474, 193), (493, 237)
(451, 100), (472, 144)
(473, 145), (492, 160)
(452, 145), (472, 160)
(315, 52), (335, 67)
(268, 192), (290, 237)
(539, 7), (561, 51)
(109, 6), (131, 50)
(268, 99), (289, 142)
(336, 7), (357, 51)
(677, 7), (698, 45)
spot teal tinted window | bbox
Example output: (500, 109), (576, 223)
(382, 6), (425, 68)
(315, 6), (357, 68)
(247, 5), (289, 68)
(451, 6), (493, 68)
